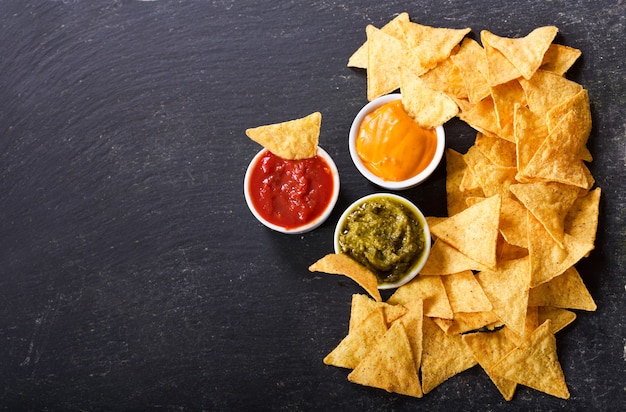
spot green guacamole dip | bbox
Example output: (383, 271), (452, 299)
(337, 196), (425, 284)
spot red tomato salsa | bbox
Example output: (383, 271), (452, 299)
(248, 150), (335, 229)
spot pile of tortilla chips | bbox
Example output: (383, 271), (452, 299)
(320, 13), (600, 401)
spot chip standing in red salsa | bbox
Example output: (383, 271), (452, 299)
(248, 150), (335, 229)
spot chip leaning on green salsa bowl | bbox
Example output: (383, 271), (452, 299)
(334, 193), (431, 289)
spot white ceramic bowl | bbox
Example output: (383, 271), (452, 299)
(334, 193), (431, 289)
(244, 147), (340, 234)
(348, 93), (446, 190)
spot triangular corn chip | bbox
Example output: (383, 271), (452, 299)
(387, 275), (453, 319)
(347, 12), (409, 68)
(323, 307), (387, 369)
(493, 320), (570, 399)
(528, 266), (597, 311)
(510, 182), (580, 248)
(245, 112), (321, 159)
(421, 316), (477, 394)
(482, 26), (558, 80)
(348, 321), (423, 398)
(475, 257), (531, 337)
(430, 195), (501, 269)
(462, 329), (518, 401)
(309, 254), (382, 301)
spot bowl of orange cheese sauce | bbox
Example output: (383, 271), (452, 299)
(349, 93), (445, 190)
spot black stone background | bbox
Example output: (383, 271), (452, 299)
(0, 1), (624, 410)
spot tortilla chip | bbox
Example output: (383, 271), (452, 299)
(245, 112), (321, 159)
(309, 254), (382, 302)
(546, 88), (593, 162)
(498, 197), (529, 249)
(430, 195), (501, 269)
(421, 316), (477, 394)
(347, 12), (410, 69)
(323, 307), (387, 369)
(366, 25), (405, 101)
(481, 30), (523, 86)
(521, 110), (591, 189)
(527, 212), (594, 287)
(475, 257), (531, 337)
(459, 96), (500, 138)
(348, 321), (423, 398)
(493, 320), (570, 399)
(490, 80), (526, 129)
(399, 21), (470, 76)
(528, 266), (597, 311)
(513, 103), (548, 176)
(564, 187), (601, 244)
(397, 299), (424, 371)
(465, 150), (518, 198)
(420, 238), (488, 275)
(450, 38), (491, 104)
(482, 26), (558, 80)
(462, 329), (518, 401)
(419, 56), (469, 100)
(349, 294), (408, 332)
(387, 275), (453, 319)
(401, 69), (459, 128)
(441, 270), (493, 313)
(540, 43), (582, 76)
(519, 69), (583, 115)
(445, 149), (484, 216)
(509, 182), (580, 248)
(475, 132), (517, 168)
(537, 306), (577, 333)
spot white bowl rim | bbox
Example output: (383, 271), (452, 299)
(333, 192), (431, 289)
(348, 93), (446, 190)
(243, 146), (340, 234)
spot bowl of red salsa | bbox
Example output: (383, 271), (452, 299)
(349, 93), (445, 190)
(244, 147), (340, 234)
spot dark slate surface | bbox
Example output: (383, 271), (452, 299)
(0, 1), (624, 410)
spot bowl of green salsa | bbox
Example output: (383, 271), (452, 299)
(334, 193), (431, 289)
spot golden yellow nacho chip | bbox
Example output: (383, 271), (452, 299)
(540, 43), (582, 76)
(510, 182), (580, 248)
(399, 21), (470, 76)
(419, 56), (469, 100)
(450, 38), (491, 104)
(521, 110), (592, 189)
(396, 299), (424, 371)
(387, 275), (453, 319)
(309, 254), (382, 301)
(519, 69), (583, 115)
(498, 197), (529, 249)
(421, 316), (477, 394)
(462, 328), (518, 401)
(564, 187), (601, 244)
(323, 307), (387, 369)
(366, 25), (404, 101)
(445, 149), (485, 216)
(420, 238), (488, 275)
(482, 26), (558, 80)
(347, 12), (409, 69)
(481, 30), (523, 86)
(245, 112), (321, 159)
(349, 294), (407, 332)
(430, 195), (501, 269)
(401, 69), (459, 128)
(493, 320), (570, 399)
(348, 321), (423, 398)
(537, 306), (577, 334)
(475, 257), (531, 337)
(528, 266), (597, 311)
(441, 270), (493, 313)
